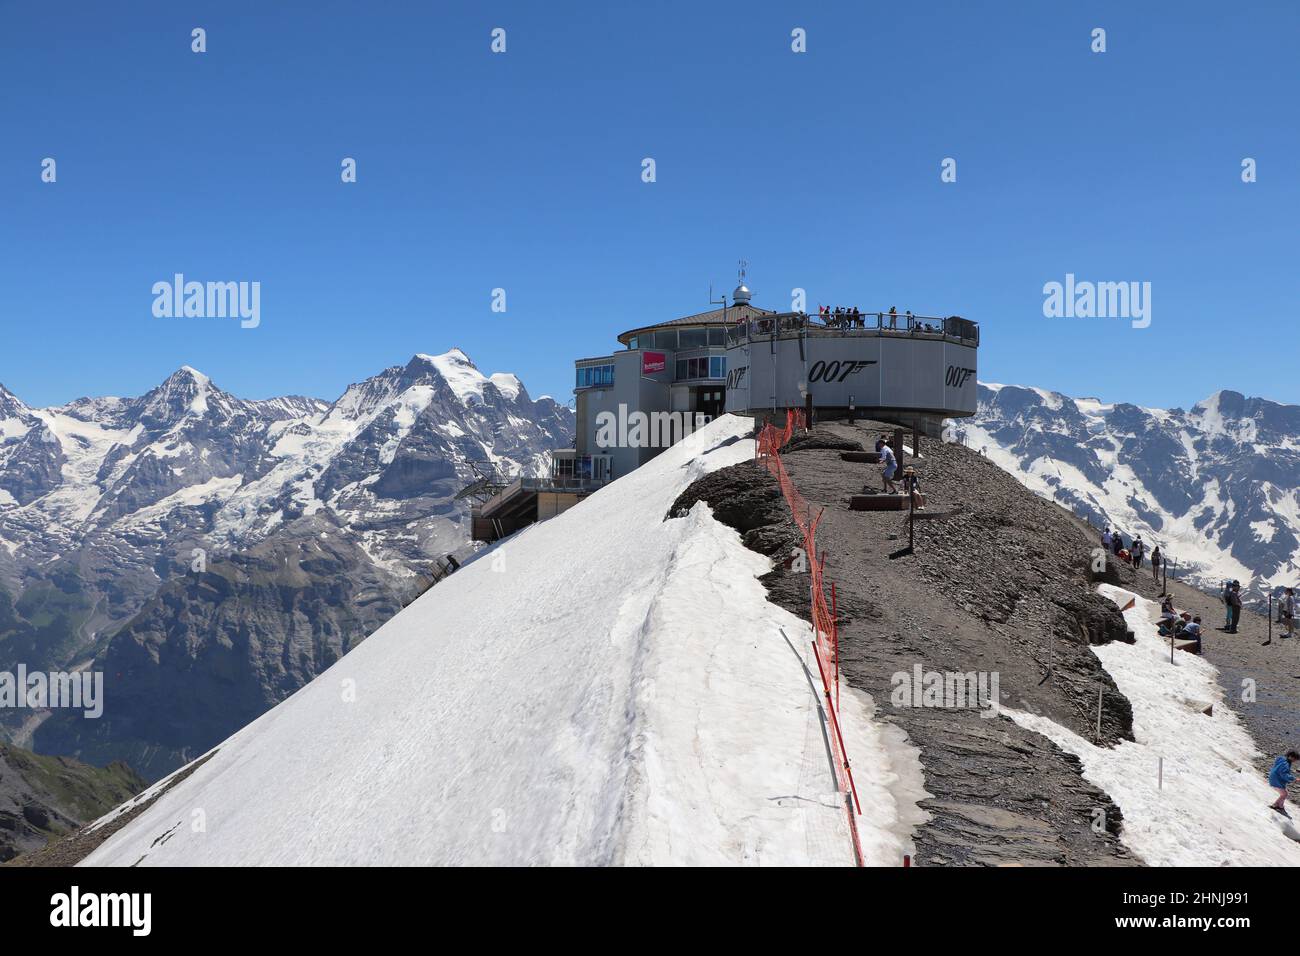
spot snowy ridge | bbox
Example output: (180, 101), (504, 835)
(79, 416), (926, 866)
(960, 383), (1300, 596)
(1007, 585), (1300, 866)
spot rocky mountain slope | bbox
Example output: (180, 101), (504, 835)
(0, 742), (144, 862)
(0, 351), (572, 778)
(957, 385), (1300, 600)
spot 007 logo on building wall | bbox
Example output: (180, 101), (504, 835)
(945, 366), (976, 388)
(642, 351), (666, 375)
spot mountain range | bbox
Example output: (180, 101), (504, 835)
(959, 384), (1300, 601)
(0, 350), (572, 779)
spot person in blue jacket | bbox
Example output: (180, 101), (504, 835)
(1269, 751), (1300, 816)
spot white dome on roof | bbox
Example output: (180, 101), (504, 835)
(732, 284), (751, 305)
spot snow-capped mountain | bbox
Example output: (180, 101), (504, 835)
(958, 384), (1300, 598)
(0, 351), (567, 587)
(0, 351), (572, 775)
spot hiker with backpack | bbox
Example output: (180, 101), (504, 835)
(1283, 588), (1295, 639)
(1131, 536), (1145, 570)
(1150, 545), (1161, 581)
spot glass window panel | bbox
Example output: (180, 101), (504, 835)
(678, 328), (708, 349)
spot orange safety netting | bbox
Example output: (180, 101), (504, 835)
(754, 410), (864, 865)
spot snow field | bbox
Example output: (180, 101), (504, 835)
(1007, 585), (1300, 865)
(82, 415), (926, 866)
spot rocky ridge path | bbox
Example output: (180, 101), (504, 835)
(675, 420), (1140, 865)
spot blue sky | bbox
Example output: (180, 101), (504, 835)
(2, 0), (1297, 410)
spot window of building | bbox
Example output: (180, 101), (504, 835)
(678, 328), (708, 349)
(576, 364), (614, 388)
(674, 356), (725, 380)
(708, 328), (725, 347)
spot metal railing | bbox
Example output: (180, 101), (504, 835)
(726, 311), (979, 347)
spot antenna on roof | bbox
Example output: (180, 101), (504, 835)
(709, 278), (728, 324)
(732, 258), (752, 306)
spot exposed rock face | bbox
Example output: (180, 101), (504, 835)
(673, 421), (1138, 865)
(961, 384), (1300, 601)
(0, 353), (573, 778)
(0, 742), (144, 863)
(34, 516), (406, 780)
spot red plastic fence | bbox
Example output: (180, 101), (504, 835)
(755, 410), (865, 866)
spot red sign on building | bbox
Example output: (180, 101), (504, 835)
(641, 351), (667, 375)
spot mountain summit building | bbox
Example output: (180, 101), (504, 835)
(469, 278), (979, 542)
(568, 280), (980, 480)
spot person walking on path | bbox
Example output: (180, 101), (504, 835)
(1150, 545), (1161, 581)
(1270, 751), (1300, 817)
(1283, 588), (1296, 639)
(1102, 528), (1113, 553)
(1131, 536), (1145, 570)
